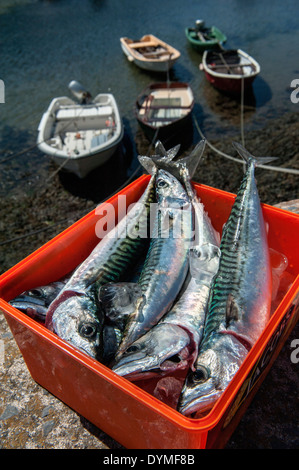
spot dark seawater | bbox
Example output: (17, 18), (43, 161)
(0, 0), (298, 195)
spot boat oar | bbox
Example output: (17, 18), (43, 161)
(217, 50), (234, 74)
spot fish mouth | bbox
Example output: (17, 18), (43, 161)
(9, 297), (48, 321)
(112, 348), (191, 381)
(112, 351), (156, 379)
(178, 387), (222, 417)
(111, 348), (182, 380)
(10, 295), (47, 308)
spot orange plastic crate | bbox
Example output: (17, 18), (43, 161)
(0, 175), (298, 449)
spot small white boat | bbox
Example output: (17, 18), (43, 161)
(37, 81), (124, 178)
(120, 34), (180, 73)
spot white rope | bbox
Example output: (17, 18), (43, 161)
(240, 76), (245, 147)
(193, 116), (299, 176)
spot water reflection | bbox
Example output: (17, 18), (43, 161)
(252, 76), (272, 108)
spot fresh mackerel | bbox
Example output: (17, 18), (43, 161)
(112, 243), (220, 379)
(178, 143), (274, 416)
(45, 174), (157, 360)
(112, 142), (221, 379)
(152, 140), (220, 247)
(99, 142), (213, 365)
(111, 169), (195, 363)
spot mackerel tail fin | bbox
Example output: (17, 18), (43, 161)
(232, 142), (278, 169)
(137, 140), (180, 175)
(152, 139), (206, 183)
(138, 155), (157, 175)
(155, 140), (181, 162)
(98, 282), (142, 323)
(175, 139), (206, 179)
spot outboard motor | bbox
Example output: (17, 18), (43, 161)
(195, 19), (205, 32)
(68, 80), (92, 104)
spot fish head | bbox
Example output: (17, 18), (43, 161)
(178, 334), (248, 416)
(112, 323), (191, 380)
(51, 294), (102, 360)
(156, 169), (190, 209)
(9, 293), (48, 322)
(9, 282), (66, 322)
(178, 348), (226, 416)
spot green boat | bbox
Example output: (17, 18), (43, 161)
(185, 20), (227, 53)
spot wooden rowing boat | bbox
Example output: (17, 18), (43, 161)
(120, 34), (180, 73)
(135, 82), (194, 147)
(200, 49), (261, 94)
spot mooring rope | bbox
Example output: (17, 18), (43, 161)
(0, 127), (159, 247)
(1, 88), (298, 247)
(192, 116), (299, 176)
(240, 76), (245, 147)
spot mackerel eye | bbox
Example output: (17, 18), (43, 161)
(30, 289), (43, 297)
(78, 321), (98, 339)
(126, 344), (141, 353)
(157, 179), (169, 188)
(190, 366), (209, 384)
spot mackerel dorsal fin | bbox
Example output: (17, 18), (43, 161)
(232, 142), (278, 170)
(226, 293), (240, 327)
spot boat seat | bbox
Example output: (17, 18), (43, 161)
(60, 129), (111, 155)
(56, 106), (113, 121)
(129, 41), (158, 49)
(154, 108), (181, 119)
(48, 136), (63, 149)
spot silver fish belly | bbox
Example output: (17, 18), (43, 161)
(178, 143), (273, 416)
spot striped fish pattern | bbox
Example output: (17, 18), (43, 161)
(112, 169), (195, 362)
(178, 143), (274, 416)
(111, 142), (221, 379)
(111, 243), (220, 380)
(45, 173), (157, 360)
